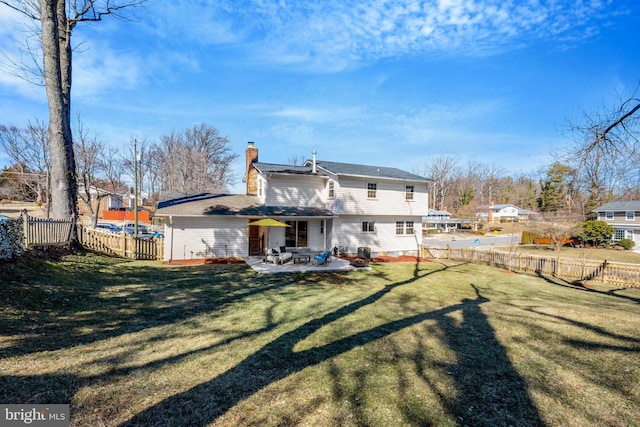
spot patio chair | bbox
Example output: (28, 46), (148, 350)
(313, 249), (332, 265)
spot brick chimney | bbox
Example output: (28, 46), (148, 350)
(245, 142), (259, 195)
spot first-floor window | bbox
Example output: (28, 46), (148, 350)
(396, 220), (415, 235)
(406, 221), (414, 234)
(614, 229), (634, 241)
(362, 221), (375, 232)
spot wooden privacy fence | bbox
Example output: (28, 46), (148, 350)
(22, 211), (74, 247)
(423, 246), (640, 288)
(78, 226), (164, 261)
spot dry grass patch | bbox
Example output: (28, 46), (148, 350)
(512, 244), (640, 264)
(1, 252), (639, 426)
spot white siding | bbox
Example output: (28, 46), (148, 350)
(329, 176), (428, 216)
(331, 216), (422, 257)
(164, 217), (248, 261)
(307, 219), (330, 251)
(265, 175), (326, 207)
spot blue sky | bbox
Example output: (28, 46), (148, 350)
(1, 0), (639, 193)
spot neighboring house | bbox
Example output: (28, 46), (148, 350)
(422, 209), (471, 231)
(517, 208), (538, 221)
(593, 201), (640, 244)
(155, 142), (432, 262)
(77, 185), (124, 217)
(477, 204), (528, 222)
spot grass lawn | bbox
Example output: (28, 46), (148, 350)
(509, 244), (640, 264)
(1, 251), (639, 426)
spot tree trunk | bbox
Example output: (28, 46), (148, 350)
(40, 0), (77, 227)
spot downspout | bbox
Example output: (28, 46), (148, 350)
(323, 218), (327, 250)
(169, 216), (174, 262)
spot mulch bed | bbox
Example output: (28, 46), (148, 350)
(164, 255), (431, 266)
(164, 258), (245, 265)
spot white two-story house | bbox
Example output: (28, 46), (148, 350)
(594, 201), (640, 245)
(155, 142), (431, 262)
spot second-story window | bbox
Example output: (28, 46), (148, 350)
(606, 212), (614, 220)
(626, 211), (635, 220)
(405, 185), (414, 200)
(367, 182), (377, 199)
(362, 221), (375, 232)
(396, 221), (404, 235)
(328, 180), (335, 198)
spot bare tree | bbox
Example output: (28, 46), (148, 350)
(0, 0), (144, 226)
(534, 213), (582, 251)
(478, 163), (505, 205)
(286, 154), (305, 166)
(421, 154), (459, 211)
(450, 160), (481, 214)
(572, 86), (640, 158)
(511, 175), (539, 211)
(152, 124), (238, 194)
(563, 84), (640, 213)
(0, 120), (51, 214)
(74, 118), (109, 227)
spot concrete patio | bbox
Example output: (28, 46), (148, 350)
(244, 256), (367, 274)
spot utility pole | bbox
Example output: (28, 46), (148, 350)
(133, 138), (139, 239)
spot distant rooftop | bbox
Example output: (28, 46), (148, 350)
(594, 201), (640, 212)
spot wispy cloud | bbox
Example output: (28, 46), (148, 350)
(72, 41), (144, 101)
(153, 0), (621, 71)
(270, 106), (366, 122)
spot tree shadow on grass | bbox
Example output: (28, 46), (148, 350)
(534, 271), (640, 305)
(0, 257), (332, 359)
(120, 261), (544, 426)
(428, 284), (544, 426)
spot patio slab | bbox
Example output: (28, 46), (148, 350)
(244, 256), (366, 274)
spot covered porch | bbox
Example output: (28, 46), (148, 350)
(248, 215), (334, 256)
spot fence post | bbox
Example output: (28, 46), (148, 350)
(21, 210), (29, 247)
(601, 260), (608, 284)
(518, 253), (523, 272)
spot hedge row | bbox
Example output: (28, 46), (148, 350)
(0, 217), (25, 260)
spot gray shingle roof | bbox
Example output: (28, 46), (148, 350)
(304, 159), (431, 182)
(594, 201), (640, 212)
(156, 192), (333, 217)
(253, 162), (327, 176)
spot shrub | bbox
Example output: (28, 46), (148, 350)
(0, 216), (25, 260)
(521, 230), (541, 245)
(617, 239), (635, 250)
(579, 220), (614, 247)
